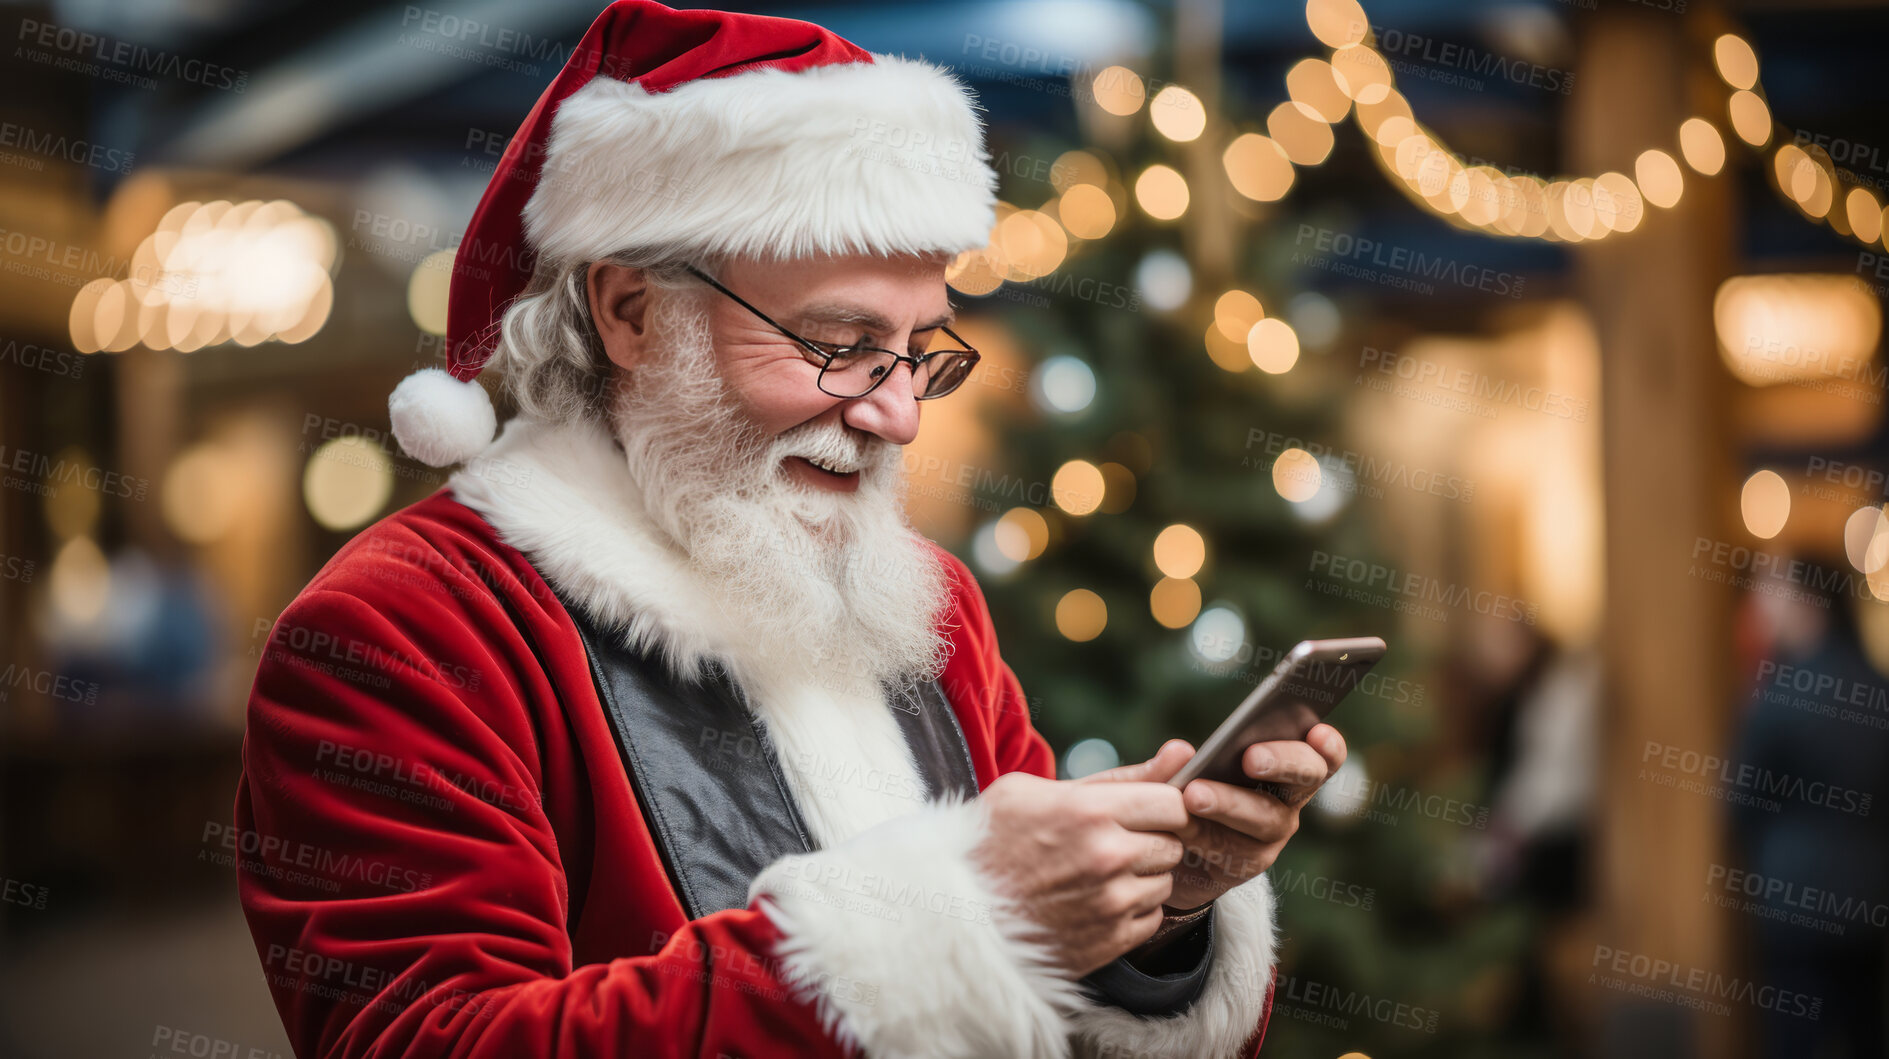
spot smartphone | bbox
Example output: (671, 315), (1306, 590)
(1167, 637), (1386, 790)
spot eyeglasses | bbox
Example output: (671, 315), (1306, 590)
(684, 266), (981, 400)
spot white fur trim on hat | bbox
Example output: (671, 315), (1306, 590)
(389, 367), (497, 467)
(523, 55), (998, 264)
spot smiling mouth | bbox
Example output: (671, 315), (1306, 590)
(785, 454), (861, 490)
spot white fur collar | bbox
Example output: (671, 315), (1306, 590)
(446, 414), (928, 847)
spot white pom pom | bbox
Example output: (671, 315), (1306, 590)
(389, 368), (496, 467)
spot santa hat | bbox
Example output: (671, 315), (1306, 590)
(390, 0), (1000, 467)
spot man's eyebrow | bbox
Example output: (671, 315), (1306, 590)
(791, 302), (957, 335)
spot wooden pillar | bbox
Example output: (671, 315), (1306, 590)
(1570, 8), (1739, 1058)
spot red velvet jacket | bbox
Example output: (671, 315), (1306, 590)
(237, 461), (1277, 1058)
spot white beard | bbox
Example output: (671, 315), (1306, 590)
(603, 289), (952, 702)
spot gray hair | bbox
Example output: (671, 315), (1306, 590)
(483, 249), (717, 423)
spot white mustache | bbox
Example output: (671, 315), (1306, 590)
(775, 422), (875, 475)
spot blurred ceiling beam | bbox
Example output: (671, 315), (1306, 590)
(155, 0), (596, 170)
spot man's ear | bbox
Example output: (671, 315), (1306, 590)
(586, 261), (651, 371)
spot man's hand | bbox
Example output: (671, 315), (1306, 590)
(1089, 725), (1348, 911)
(970, 772), (1190, 978)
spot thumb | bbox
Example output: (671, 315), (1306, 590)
(1077, 739), (1195, 784)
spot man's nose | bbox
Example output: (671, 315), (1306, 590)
(841, 360), (922, 445)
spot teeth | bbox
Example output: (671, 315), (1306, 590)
(806, 456), (853, 475)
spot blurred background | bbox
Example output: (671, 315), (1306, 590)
(2, 0), (1887, 1056)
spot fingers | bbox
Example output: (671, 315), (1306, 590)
(1076, 739), (1195, 785)
(1114, 870), (1175, 919)
(1123, 830), (1186, 875)
(1080, 779), (1191, 833)
(1307, 723), (1348, 776)
(1180, 778), (1297, 844)
(1242, 737), (1336, 792)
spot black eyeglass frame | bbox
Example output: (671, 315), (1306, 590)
(683, 265), (980, 401)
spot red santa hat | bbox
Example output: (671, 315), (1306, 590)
(390, 0), (1000, 467)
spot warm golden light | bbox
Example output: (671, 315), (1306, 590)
(1329, 44), (1392, 105)
(1150, 85), (1208, 142)
(408, 250), (455, 336)
(162, 443), (244, 544)
(303, 437), (394, 532)
(1214, 290), (1265, 342)
(1287, 59), (1351, 123)
(1151, 577), (1203, 629)
(1272, 447), (1321, 503)
(1204, 322), (1251, 373)
(1740, 470), (1790, 539)
(1092, 66), (1147, 116)
(995, 507), (1050, 562)
(1679, 118), (1726, 176)
(1135, 165), (1190, 221)
(68, 277), (114, 354)
(1058, 184), (1117, 240)
(77, 198), (337, 354)
(1223, 133), (1296, 202)
(1728, 90), (1771, 147)
(50, 536), (110, 625)
(1052, 460), (1107, 516)
(1714, 273), (1883, 387)
(1056, 589), (1108, 642)
(1051, 150), (1109, 193)
(1360, 98), (1415, 145)
(998, 210), (1068, 279)
(1153, 523), (1207, 579)
(1247, 318), (1300, 374)
(1848, 188), (1883, 243)
(1305, 0), (1369, 48)
(946, 247), (1005, 296)
(1713, 34), (1759, 91)
(1268, 102), (1335, 167)
(1844, 505), (1889, 574)
(1593, 172), (1644, 234)
(1635, 149), (1684, 209)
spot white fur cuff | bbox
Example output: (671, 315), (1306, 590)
(749, 794), (1087, 1059)
(1068, 874), (1279, 1059)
